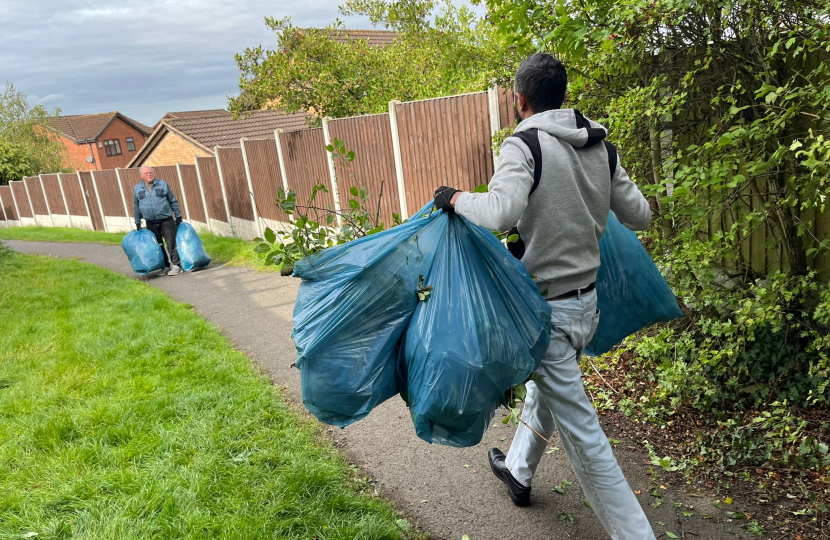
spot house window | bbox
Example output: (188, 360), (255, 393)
(126, 137), (136, 151)
(103, 139), (122, 156)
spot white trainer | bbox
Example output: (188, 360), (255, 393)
(167, 265), (183, 276)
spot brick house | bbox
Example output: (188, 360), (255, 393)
(127, 109), (309, 168)
(48, 112), (153, 170)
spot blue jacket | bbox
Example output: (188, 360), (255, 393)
(134, 179), (181, 225)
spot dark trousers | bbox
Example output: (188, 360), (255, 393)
(146, 217), (180, 267)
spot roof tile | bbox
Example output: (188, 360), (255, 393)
(167, 110), (311, 148)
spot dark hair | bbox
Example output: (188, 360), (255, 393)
(514, 54), (567, 112)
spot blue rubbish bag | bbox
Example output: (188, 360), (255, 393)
(291, 203), (445, 428)
(586, 212), (683, 356)
(122, 229), (165, 275)
(176, 222), (211, 271)
(401, 214), (552, 447)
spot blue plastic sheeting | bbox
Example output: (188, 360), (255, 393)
(122, 229), (165, 275)
(401, 216), (552, 447)
(586, 213), (684, 356)
(292, 204), (551, 446)
(176, 223), (211, 271)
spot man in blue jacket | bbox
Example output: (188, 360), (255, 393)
(134, 166), (183, 276)
(433, 54), (655, 539)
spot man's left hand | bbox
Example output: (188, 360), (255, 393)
(434, 186), (459, 213)
(175, 216), (182, 226)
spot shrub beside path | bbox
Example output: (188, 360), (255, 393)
(9, 240), (755, 540)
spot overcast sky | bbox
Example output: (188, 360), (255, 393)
(0, 1), (401, 126)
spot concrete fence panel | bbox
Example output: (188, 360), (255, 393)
(328, 113), (400, 227)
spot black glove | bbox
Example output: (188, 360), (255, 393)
(175, 216), (182, 226)
(136, 223), (142, 231)
(434, 186), (459, 214)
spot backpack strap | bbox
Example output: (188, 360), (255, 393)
(505, 128), (618, 260)
(509, 129), (543, 195)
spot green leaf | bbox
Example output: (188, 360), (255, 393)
(325, 144), (334, 152)
(765, 91), (778, 104)
(818, 443), (828, 454)
(264, 227), (276, 244)
(255, 243), (271, 254)
(666, 532), (679, 539)
(346, 150), (355, 162)
(349, 186), (359, 196)
(790, 140), (803, 151)
(506, 234), (519, 243)
(367, 225), (383, 235)
(326, 214), (334, 225)
(348, 199), (360, 209)
(471, 184), (489, 193)
(395, 519), (411, 532)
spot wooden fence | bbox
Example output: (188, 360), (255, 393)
(3, 85), (824, 278)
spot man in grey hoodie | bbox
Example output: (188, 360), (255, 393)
(433, 54), (655, 539)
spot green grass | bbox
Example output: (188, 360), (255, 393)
(0, 250), (409, 540)
(0, 226), (273, 272)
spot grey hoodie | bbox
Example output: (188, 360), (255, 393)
(454, 109), (652, 298)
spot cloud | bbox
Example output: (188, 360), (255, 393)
(4, 0), (375, 125)
(5, 0), (483, 126)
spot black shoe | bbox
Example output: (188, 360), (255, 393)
(488, 448), (531, 507)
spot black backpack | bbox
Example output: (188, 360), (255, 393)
(506, 128), (618, 260)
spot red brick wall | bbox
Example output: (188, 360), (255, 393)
(62, 137), (96, 171)
(94, 118), (149, 170)
(59, 117), (149, 171)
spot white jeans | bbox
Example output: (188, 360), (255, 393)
(506, 289), (656, 540)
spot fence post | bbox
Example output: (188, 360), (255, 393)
(57, 174), (74, 228)
(89, 170), (109, 233)
(214, 146), (233, 235)
(273, 130), (291, 193)
(487, 85), (502, 170)
(38, 175), (56, 227)
(77, 171), (93, 230)
(10, 182), (24, 226)
(193, 159), (214, 234)
(115, 168), (132, 230)
(320, 117), (343, 227)
(273, 129), (293, 224)
(21, 179), (39, 226)
(174, 163), (192, 225)
(387, 99), (409, 218)
(239, 138), (264, 238)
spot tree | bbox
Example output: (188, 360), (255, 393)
(230, 0), (513, 121)
(0, 140), (35, 184)
(0, 82), (70, 183)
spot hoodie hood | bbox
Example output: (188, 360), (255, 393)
(514, 109), (608, 149)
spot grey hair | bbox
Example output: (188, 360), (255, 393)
(140, 166), (154, 174)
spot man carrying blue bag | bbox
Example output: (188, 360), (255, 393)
(434, 54), (656, 539)
(134, 166), (183, 276)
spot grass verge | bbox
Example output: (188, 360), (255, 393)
(0, 250), (411, 540)
(0, 226), (273, 272)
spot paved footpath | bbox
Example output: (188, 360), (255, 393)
(9, 240), (753, 540)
